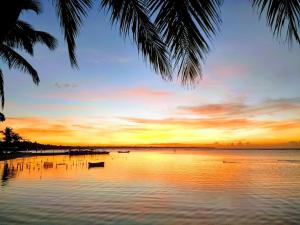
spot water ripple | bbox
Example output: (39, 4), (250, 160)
(0, 150), (300, 224)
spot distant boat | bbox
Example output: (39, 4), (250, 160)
(118, 150), (130, 153)
(98, 150), (110, 154)
(88, 162), (105, 168)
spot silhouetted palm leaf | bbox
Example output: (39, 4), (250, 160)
(0, 20), (57, 109)
(101, 0), (171, 79)
(148, 0), (222, 86)
(20, 0), (41, 14)
(2, 0), (300, 89)
(5, 20), (57, 55)
(252, 0), (300, 45)
(0, 45), (39, 85)
(0, 69), (4, 108)
(0, 112), (5, 122)
(0, 0), (41, 45)
(53, 0), (93, 67)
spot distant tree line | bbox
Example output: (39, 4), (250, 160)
(0, 127), (107, 154)
(0, 127), (70, 153)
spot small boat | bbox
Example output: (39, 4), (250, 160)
(43, 162), (53, 169)
(118, 150), (130, 153)
(88, 162), (105, 168)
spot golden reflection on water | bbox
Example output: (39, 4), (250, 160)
(0, 150), (300, 225)
(1, 150), (299, 188)
(0, 152), (234, 184)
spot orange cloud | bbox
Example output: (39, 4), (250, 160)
(46, 86), (173, 102)
(179, 103), (244, 115)
(179, 97), (300, 117)
(121, 87), (172, 98)
(123, 116), (300, 131)
(1, 117), (75, 141)
(1, 110), (299, 146)
(211, 64), (248, 78)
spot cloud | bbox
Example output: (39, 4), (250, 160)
(179, 103), (245, 116)
(0, 117), (74, 142)
(0, 116), (107, 144)
(7, 117), (49, 125)
(210, 64), (248, 78)
(122, 116), (300, 131)
(54, 82), (78, 88)
(17, 127), (73, 137)
(31, 103), (98, 111)
(178, 97), (300, 117)
(47, 86), (174, 102)
(1, 114), (299, 146)
(120, 87), (172, 98)
(124, 117), (253, 128)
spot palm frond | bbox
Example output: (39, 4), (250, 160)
(252, 0), (300, 45)
(148, 0), (222, 86)
(33, 31), (58, 50)
(0, 69), (4, 108)
(0, 0), (41, 44)
(20, 0), (42, 14)
(101, 0), (171, 79)
(53, 0), (93, 67)
(0, 45), (39, 85)
(1, 0), (41, 14)
(5, 20), (57, 55)
(0, 112), (5, 122)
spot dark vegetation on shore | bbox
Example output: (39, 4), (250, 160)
(0, 127), (113, 160)
(0, 127), (78, 160)
(0, 127), (70, 152)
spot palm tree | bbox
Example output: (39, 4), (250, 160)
(0, 20), (57, 120)
(1, 127), (14, 143)
(1, 127), (22, 143)
(1, 0), (299, 85)
(12, 132), (22, 142)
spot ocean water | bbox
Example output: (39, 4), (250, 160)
(0, 149), (300, 225)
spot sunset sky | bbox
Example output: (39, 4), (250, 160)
(1, 1), (299, 147)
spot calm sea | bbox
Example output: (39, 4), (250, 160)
(0, 149), (300, 225)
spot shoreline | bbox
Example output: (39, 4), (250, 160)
(1, 147), (300, 161)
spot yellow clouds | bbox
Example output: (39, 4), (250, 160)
(0, 115), (299, 146)
(1, 96), (299, 147)
(1, 117), (76, 144)
(1, 117), (103, 145)
(122, 116), (300, 143)
(0, 116), (186, 146)
(178, 97), (300, 117)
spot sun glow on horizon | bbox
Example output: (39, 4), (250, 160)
(1, 113), (299, 147)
